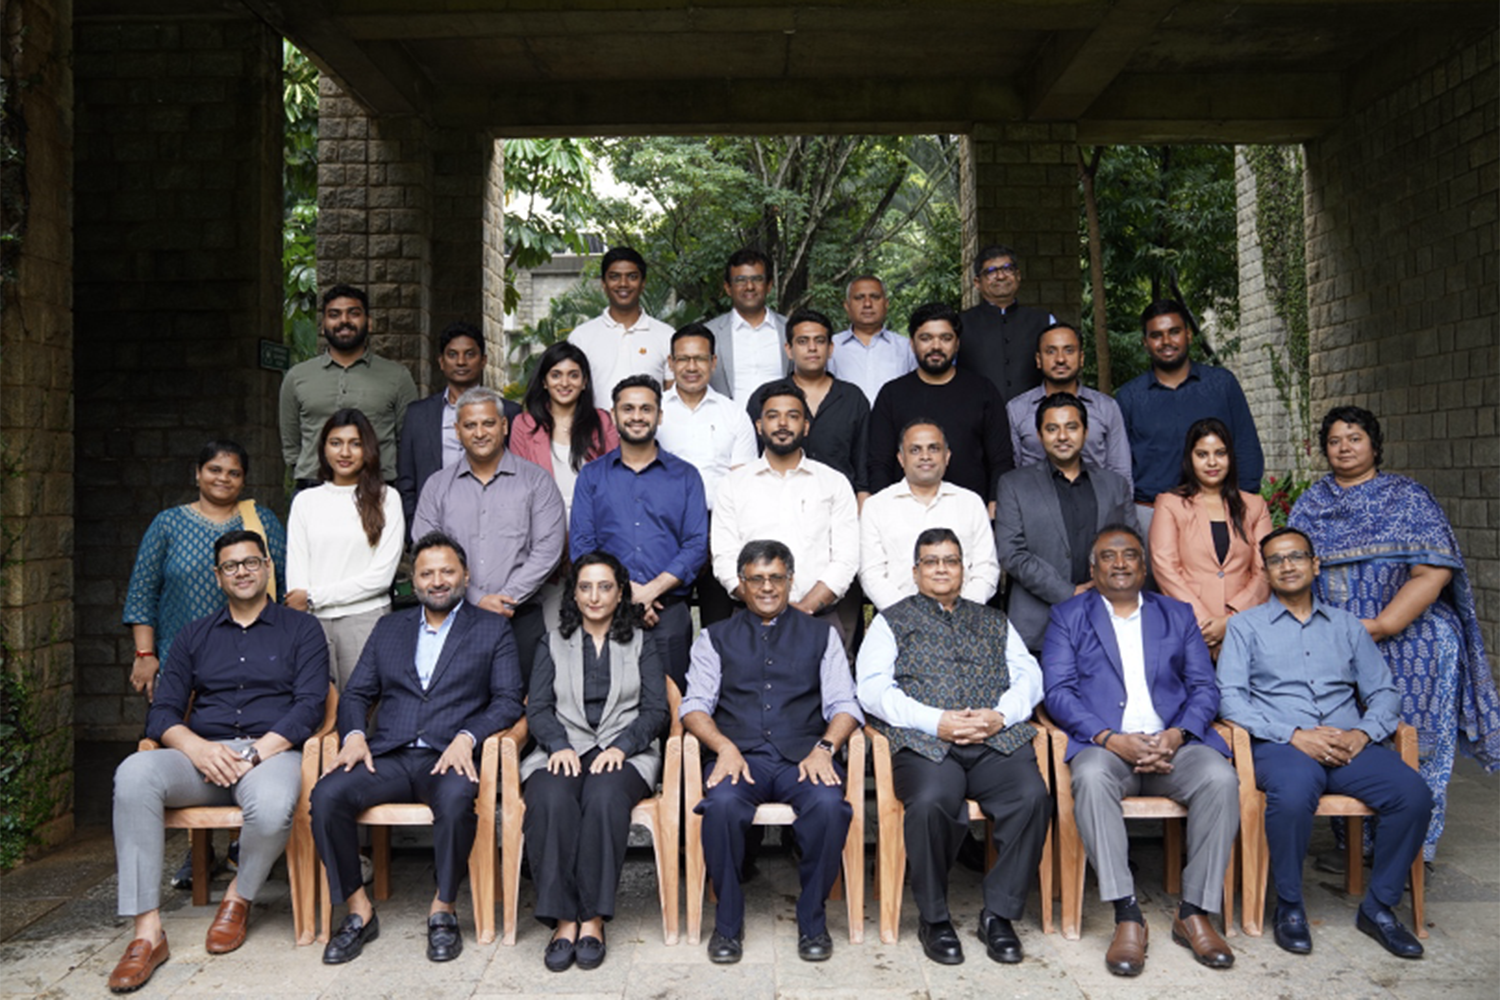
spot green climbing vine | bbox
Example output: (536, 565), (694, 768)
(1244, 145), (1312, 463)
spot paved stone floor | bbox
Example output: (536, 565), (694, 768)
(3, 758), (1496, 999)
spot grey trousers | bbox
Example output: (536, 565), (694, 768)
(1070, 743), (1239, 911)
(113, 738), (303, 916)
(319, 604), (389, 690)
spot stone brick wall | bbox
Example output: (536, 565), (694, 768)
(1303, 29), (1499, 671)
(72, 11), (283, 741)
(1, 0), (76, 851)
(482, 141), (508, 389)
(959, 123), (1083, 323)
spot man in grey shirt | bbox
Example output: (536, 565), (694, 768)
(412, 386), (565, 684)
(280, 284), (418, 489)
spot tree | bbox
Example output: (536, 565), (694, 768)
(500, 138), (598, 316)
(282, 42), (319, 362)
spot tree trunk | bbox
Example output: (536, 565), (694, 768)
(1078, 146), (1111, 392)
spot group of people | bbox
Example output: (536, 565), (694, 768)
(107, 244), (1499, 991)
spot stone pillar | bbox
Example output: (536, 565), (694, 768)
(959, 123), (1083, 322)
(481, 141), (508, 390)
(1, 0), (76, 855)
(72, 10), (284, 742)
(1303, 28), (1499, 669)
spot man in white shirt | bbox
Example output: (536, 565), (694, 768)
(711, 380), (860, 653)
(856, 529), (1048, 967)
(860, 421), (999, 611)
(826, 275), (916, 405)
(657, 323), (758, 624)
(705, 248), (787, 401)
(1041, 525), (1239, 978)
(566, 246), (674, 397)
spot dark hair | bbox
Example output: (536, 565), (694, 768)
(1139, 299), (1188, 334)
(600, 246), (647, 279)
(611, 373), (662, 404)
(898, 417), (947, 448)
(316, 408), (387, 547)
(785, 307), (833, 343)
(1318, 405), (1383, 468)
(973, 244), (1018, 277)
(438, 321), (485, 355)
(196, 439), (250, 479)
(1034, 391), (1089, 433)
(558, 550), (640, 643)
(1036, 321), (1082, 353)
(1171, 417), (1249, 543)
(522, 341), (607, 473)
(1092, 522), (1145, 552)
(723, 247), (772, 284)
(913, 526), (962, 564)
(737, 539), (794, 577)
(213, 529), (267, 561)
(907, 302), (962, 338)
(754, 379), (808, 416)
(671, 322), (717, 355)
(320, 284), (369, 311)
(1259, 525), (1316, 558)
(412, 530), (468, 570)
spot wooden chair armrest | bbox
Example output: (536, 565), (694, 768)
(1394, 722), (1418, 768)
(683, 733), (703, 812)
(497, 718), (527, 808)
(843, 729), (865, 804)
(1033, 706), (1061, 733)
(865, 726), (894, 802)
(1225, 722), (1258, 785)
(666, 678), (684, 739)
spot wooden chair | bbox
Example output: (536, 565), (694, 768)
(1048, 720), (1238, 941)
(1230, 721), (1427, 938)
(683, 730), (866, 945)
(137, 683), (338, 946)
(499, 679), (685, 945)
(316, 718), (526, 945)
(866, 723), (1054, 944)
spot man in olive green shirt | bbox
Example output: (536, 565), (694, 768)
(279, 284), (419, 488)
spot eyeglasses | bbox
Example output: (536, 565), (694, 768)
(981, 264), (1019, 278)
(217, 557), (267, 575)
(740, 573), (789, 587)
(1265, 551), (1313, 567)
(730, 275), (767, 287)
(917, 555), (963, 568)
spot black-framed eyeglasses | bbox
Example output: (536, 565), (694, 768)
(981, 264), (1019, 277)
(217, 557), (267, 575)
(917, 555), (963, 568)
(740, 573), (789, 587)
(730, 275), (767, 287)
(1265, 551), (1313, 568)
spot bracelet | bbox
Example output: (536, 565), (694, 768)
(1095, 728), (1115, 747)
(134, 650), (157, 659)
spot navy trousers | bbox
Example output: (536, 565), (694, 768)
(1252, 740), (1432, 908)
(695, 743), (851, 938)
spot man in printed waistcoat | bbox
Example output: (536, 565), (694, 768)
(680, 539), (864, 965)
(856, 527), (1050, 966)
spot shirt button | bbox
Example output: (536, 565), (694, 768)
(1217, 571), (1225, 578)
(1118, 701), (1126, 708)
(765, 683), (772, 690)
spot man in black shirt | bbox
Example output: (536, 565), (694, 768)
(957, 245), (1053, 406)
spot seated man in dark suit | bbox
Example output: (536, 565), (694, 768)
(857, 528), (1049, 966)
(1043, 525), (1239, 977)
(312, 531), (524, 965)
(681, 539), (864, 965)
(395, 321), (521, 534)
(1218, 526), (1431, 959)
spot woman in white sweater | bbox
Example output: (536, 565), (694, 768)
(286, 408), (405, 689)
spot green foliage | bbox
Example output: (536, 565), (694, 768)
(1260, 469), (1315, 528)
(283, 42), (319, 361)
(501, 138), (599, 316)
(0, 670), (47, 869)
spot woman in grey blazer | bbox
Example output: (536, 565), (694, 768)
(523, 551), (669, 972)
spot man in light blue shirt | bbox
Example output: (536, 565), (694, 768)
(827, 275), (915, 405)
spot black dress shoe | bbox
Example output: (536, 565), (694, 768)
(544, 936), (576, 972)
(323, 912), (379, 965)
(575, 928), (606, 970)
(1357, 906), (1423, 959)
(707, 930), (743, 964)
(919, 919), (964, 965)
(797, 931), (833, 962)
(978, 911), (1023, 964)
(426, 911), (462, 962)
(1273, 903), (1313, 955)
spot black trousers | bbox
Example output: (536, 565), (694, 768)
(643, 600), (692, 693)
(311, 745), (481, 905)
(511, 600), (546, 689)
(523, 747), (650, 925)
(890, 742), (1050, 924)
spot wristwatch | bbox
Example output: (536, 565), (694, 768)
(238, 745), (262, 767)
(814, 739), (836, 754)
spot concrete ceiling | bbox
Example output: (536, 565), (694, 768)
(233, 0), (1495, 140)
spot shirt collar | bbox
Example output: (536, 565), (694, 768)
(417, 600), (465, 636)
(1099, 591), (1144, 622)
(210, 599), (278, 629)
(834, 327), (896, 345)
(458, 449), (519, 480)
(752, 452), (811, 476)
(1147, 362), (1202, 389)
(731, 310), (774, 334)
(1051, 464), (1091, 484)
(600, 308), (653, 333)
(606, 445), (665, 472)
(1266, 593), (1331, 623)
(893, 478), (957, 500)
(319, 350), (371, 369)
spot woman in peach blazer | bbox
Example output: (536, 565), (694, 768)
(1150, 417), (1273, 657)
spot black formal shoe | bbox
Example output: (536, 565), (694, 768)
(426, 911), (462, 962)
(1272, 903), (1313, 955)
(919, 919), (964, 965)
(544, 935), (576, 972)
(323, 912), (379, 965)
(575, 928), (606, 970)
(1357, 907), (1424, 959)
(707, 930), (743, 964)
(977, 911), (1023, 964)
(797, 931), (833, 962)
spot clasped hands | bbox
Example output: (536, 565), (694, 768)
(937, 708), (1006, 745)
(1104, 728), (1184, 773)
(1290, 725), (1370, 768)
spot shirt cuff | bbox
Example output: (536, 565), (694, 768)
(458, 729), (477, 746)
(912, 703), (944, 738)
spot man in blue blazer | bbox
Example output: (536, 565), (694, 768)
(1042, 524), (1239, 978)
(312, 531), (524, 965)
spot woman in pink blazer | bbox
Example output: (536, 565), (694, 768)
(1150, 417), (1273, 657)
(510, 341), (619, 517)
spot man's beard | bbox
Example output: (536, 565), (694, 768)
(325, 322), (369, 352)
(918, 353), (952, 375)
(618, 423), (657, 446)
(416, 587), (464, 614)
(763, 430), (806, 457)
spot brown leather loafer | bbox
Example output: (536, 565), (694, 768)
(205, 897), (250, 954)
(1105, 919), (1148, 977)
(1172, 913), (1234, 969)
(108, 934), (170, 992)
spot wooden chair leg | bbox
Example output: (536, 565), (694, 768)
(1222, 837), (1237, 937)
(1411, 853), (1427, 939)
(1241, 791), (1267, 936)
(1164, 817), (1183, 895)
(371, 826), (392, 901)
(1344, 818), (1364, 898)
(1039, 816), (1055, 935)
(684, 807), (705, 944)
(470, 817), (497, 944)
(191, 829), (213, 907)
(1054, 771), (1085, 941)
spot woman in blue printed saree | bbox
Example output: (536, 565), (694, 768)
(1290, 406), (1500, 859)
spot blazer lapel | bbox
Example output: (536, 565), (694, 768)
(563, 632), (584, 719)
(1086, 594), (1126, 681)
(1140, 593), (1164, 689)
(402, 609), (423, 688)
(1031, 465), (1071, 561)
(427, 603), (475, 690)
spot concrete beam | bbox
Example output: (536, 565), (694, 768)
(1026, 0), (1177, 121)
(1078, 70), (1347, 143)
